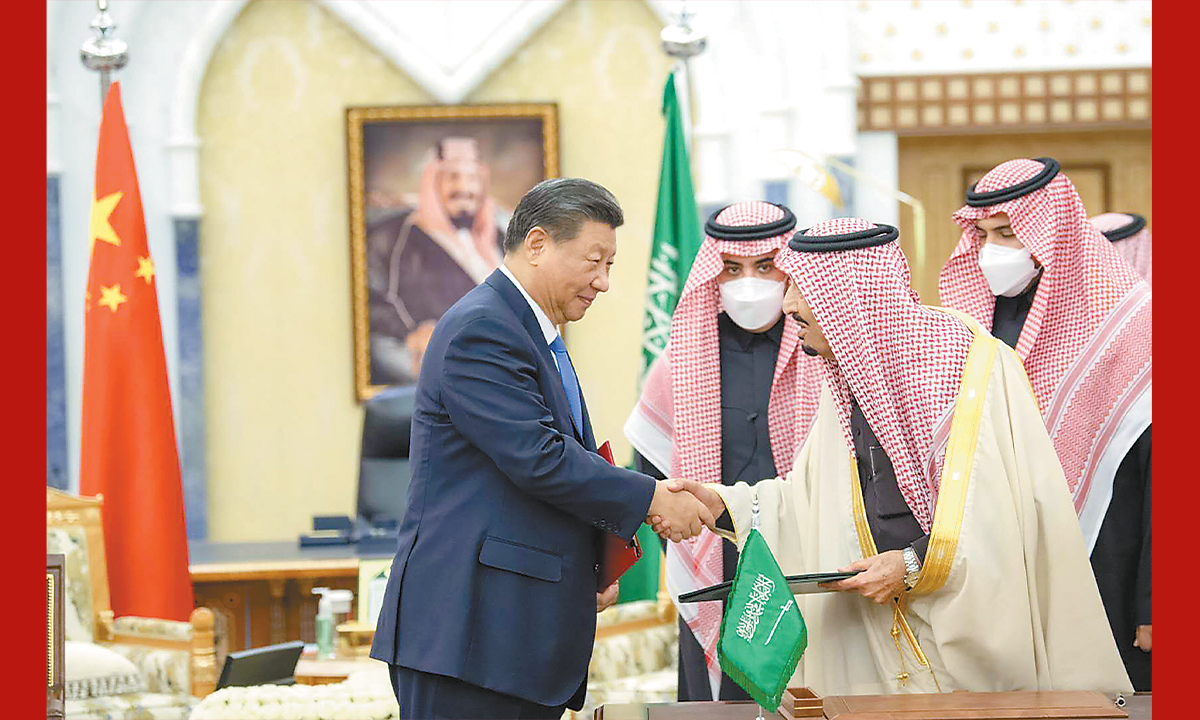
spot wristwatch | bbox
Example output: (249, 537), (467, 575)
(902, 546), (922, 591)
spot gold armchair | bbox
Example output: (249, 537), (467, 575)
(46, 488), (218, 720)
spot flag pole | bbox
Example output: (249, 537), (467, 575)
(774, 148), (929, 292)
(660, 1), (707, 157)
(80, 0), (128, 107)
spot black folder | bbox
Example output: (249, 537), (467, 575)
(678, 570), (862, 603)
(216, 641), (304, 689)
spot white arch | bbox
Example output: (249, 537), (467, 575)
(165, 0), (572, 217)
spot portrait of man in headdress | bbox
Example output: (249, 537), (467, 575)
(365, 137), (505, 386)
(348, 107), (557, 396)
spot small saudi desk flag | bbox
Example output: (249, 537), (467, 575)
(718, 527), (808, 712)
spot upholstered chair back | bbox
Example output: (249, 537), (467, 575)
(46, 489), (114, 644)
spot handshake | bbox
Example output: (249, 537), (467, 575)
(645, 479), (727, 543)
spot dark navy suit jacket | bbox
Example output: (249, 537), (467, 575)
(369, 269), (656, 710)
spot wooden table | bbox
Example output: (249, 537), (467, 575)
(594, 694), (1152, 720)
(293, 652), (386, 686)
(189, 540), (393, 654)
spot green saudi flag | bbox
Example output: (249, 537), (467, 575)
(640, 70), (702, 370)
(718, 528), (808, 711)
(617, 71), (703, 605)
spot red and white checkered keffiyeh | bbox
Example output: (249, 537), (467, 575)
(774, 218), (974, 531)
(1092, 212), (1152, 286)
(627, 201), (823, 700)
(940, 160), (1152, 547)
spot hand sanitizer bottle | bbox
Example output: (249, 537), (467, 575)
(313, 587), (335, 660)
(313, 587), (354, 660)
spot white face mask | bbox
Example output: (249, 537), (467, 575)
(977, 243), (1040, 297)
(718, 277), (786, 331)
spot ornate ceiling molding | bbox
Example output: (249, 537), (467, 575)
(170, 0), (572, 146)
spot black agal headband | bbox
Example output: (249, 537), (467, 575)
(788, 223), (899, 253)
(964, 157), (1060, 207)
(1101, 213), (1147, 242)
(704, 203), (797, 241)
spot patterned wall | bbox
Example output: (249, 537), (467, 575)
(858, 67), (1151, 135)
(851, 0), (1151, 76)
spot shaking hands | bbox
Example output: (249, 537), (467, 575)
(645, 478), (728, 543)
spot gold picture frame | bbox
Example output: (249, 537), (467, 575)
(347, 103), (560, 401)
(357, 557), (393, 627)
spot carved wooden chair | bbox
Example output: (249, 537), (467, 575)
(46, 488), (218, 719)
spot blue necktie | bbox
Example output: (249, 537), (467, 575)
(549, 336), (583, 434)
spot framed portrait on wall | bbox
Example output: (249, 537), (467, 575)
(347, 103), (559, 401)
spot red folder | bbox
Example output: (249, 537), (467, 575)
(596, 441), (644, 591)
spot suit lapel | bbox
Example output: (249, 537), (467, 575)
(484, 270), (584, 442)
(579, 394), (596, 452)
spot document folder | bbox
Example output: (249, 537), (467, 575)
(596, 441), (643, 591)
(678, 570), (862, 603)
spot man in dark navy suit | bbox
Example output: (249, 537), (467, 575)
(370, 178), (714, 719)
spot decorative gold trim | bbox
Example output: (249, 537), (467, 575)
(47, 573), (54, 687)
(710, 485), (741, 544)
(910, 312), (997, 595)
(850, 461), (937, 686)
(850, 457), (878, 558)
(346, 103), (561, 402)
(936, 305), (1040, 410)
(47, 489), (111, 640)
(108, 632), (192, 651)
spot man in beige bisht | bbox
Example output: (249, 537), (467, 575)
(653, 218), (1131, 697)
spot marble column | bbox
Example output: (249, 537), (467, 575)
(47, 175), (69, 491)
(175, 217), (209, 539)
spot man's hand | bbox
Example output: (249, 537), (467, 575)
(597, 581), (620, 613)
(1134, 624), (1151, 652)
(646, 480), (715, 542)
(819, 551), (906, 604)
(647, 478), (726, 541)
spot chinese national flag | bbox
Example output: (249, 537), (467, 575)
(79, 82), (194, 621)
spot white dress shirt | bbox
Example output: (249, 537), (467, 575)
(499, 264), (561, 371)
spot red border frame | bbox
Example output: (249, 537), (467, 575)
(14, 2), (1178, 717)
(1149, 3), (1178, 711)
(17, 3), (48, 717)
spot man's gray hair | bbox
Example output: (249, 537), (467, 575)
(504, 178), (624, 253)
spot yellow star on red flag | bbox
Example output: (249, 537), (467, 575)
(98, 284), (128, 313)
(90, 191), (124, 255)
(135, 256), (156, 284)
(81, 82), (196, 624)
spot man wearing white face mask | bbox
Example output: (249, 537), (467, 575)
(624, 201), (824, 702)
(973, 215), (1044, 347)
(940, 158), (1152, 691)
